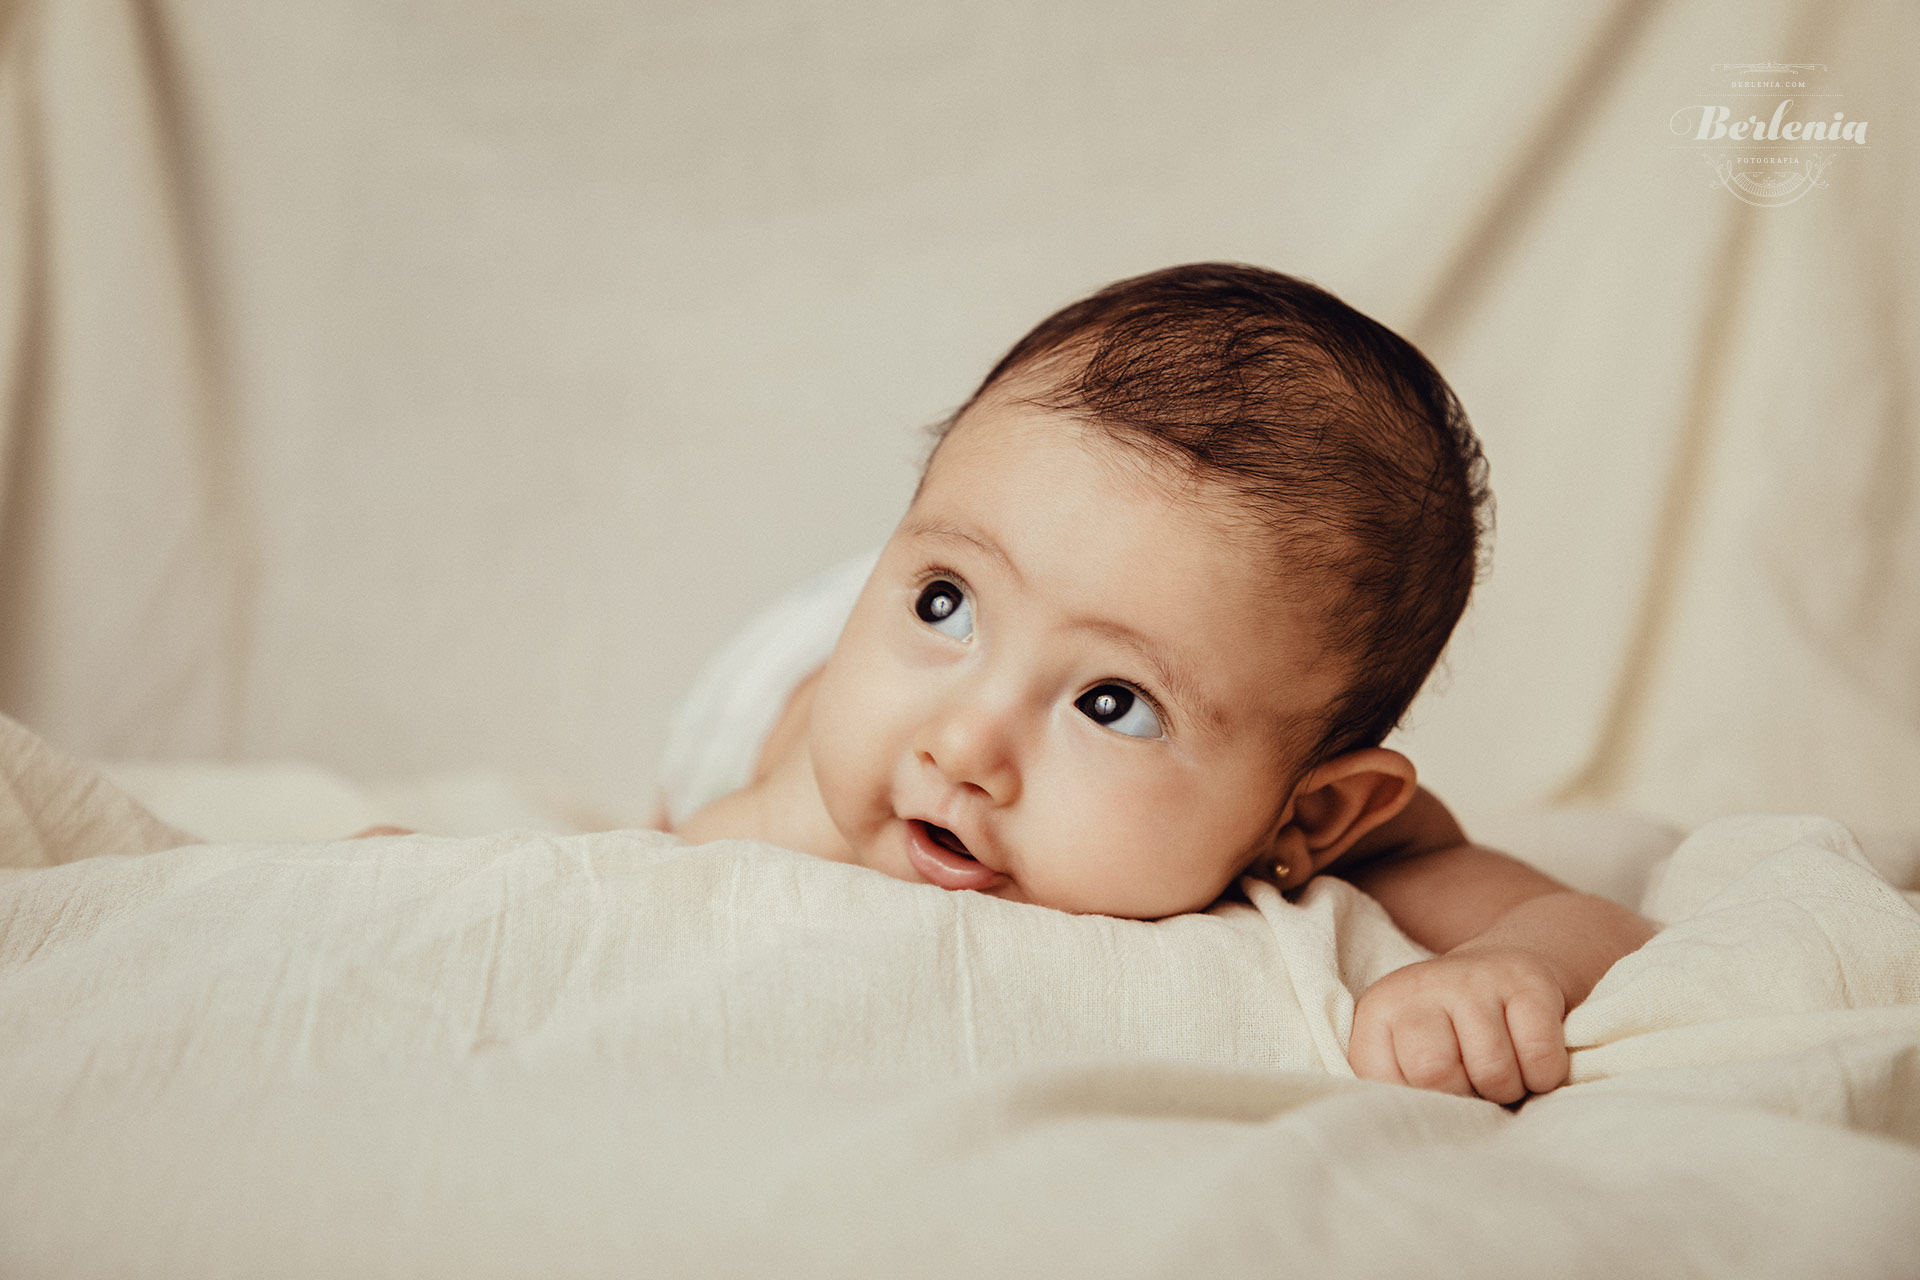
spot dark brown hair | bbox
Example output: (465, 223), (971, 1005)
(924, 262), (1493, 781)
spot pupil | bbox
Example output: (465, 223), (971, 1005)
(1083, 686), (1130, 722)
(917, 583), (958, 622)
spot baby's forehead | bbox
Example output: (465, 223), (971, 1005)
(937, 404), (1261, 534)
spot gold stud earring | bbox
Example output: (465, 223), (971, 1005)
(1272, 859), (1292, 880)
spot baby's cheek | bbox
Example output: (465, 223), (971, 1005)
(811, 735), (870, 830)
(815, 669), (916, 827)
(804, 695), (863, 815)
(1083, 777), (1244, 914)
(1019, 772), (1174, 910)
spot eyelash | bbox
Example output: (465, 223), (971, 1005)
(907, 562), (1174, 738)
(910, 562), (970, 597)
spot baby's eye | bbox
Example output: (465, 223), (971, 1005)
(914, 579), (973, 640)
(1075, 683), (1163, 739)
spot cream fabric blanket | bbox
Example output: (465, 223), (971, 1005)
(3, 713), (1917, 1276)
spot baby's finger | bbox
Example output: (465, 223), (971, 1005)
(1506, 989), (1571, 1095)
(1449, 1000), (1526, 1105)
(1348, 1004), (1407, 1086)
(1392, 1008), (1474, 1097)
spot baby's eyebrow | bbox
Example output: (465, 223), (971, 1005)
(900, 517), (1025, 588)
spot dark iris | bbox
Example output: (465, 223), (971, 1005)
(1076, 684), (1133, 724)
(915, 581), (961, 623)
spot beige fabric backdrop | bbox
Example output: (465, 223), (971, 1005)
(0, 0), (1914, 831)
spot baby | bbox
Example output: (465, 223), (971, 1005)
(663, 263), (1653, 1103)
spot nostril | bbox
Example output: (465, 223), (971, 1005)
(917, 744), (1012, 807)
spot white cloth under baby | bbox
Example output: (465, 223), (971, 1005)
(655, 549), (880, 828)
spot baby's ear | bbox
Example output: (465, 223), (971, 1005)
(1267, 748), (1418, 889)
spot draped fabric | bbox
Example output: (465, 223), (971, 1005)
(0, 0), (1913, 831)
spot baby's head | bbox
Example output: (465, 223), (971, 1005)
(807, 263), (1491, 918)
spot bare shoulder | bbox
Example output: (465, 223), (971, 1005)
(752, 664), (825, 785)
(674, 663), (832, 851)
(673, 785), (767, 844)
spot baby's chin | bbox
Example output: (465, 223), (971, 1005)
(978, 880), (1032, 905)
(1024, 873), (1235, 920)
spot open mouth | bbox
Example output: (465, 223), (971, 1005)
(903, 819), (1005, 892)
(922, 822), (972, 859)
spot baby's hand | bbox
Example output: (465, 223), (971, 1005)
(1348, 946), (1570, 1104)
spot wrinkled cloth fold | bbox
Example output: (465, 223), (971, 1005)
(2, 713), (1918, 1277)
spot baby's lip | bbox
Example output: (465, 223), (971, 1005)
(902, 818), (1007, 892)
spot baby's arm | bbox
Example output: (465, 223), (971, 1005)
(1331, 789), (1655, 1103)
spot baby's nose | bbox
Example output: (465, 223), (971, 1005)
(918, 692), (1021, 806)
